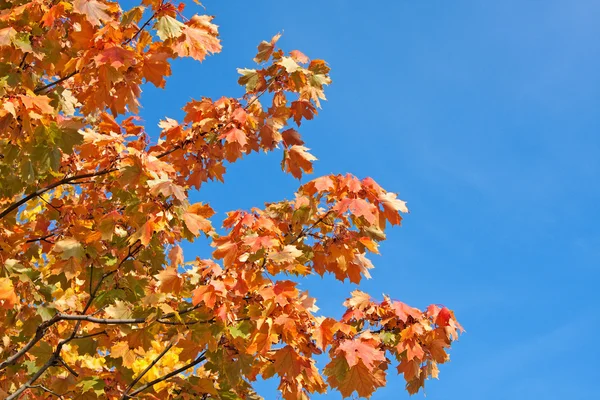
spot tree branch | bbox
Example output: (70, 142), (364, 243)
(1, 73), (279, 222)
(6, 352), (59, 400)
(33, 9), (160, 94)
(124, 352), (207, 399)
(0, 314), (61, 371)
(289, 211), (333, 245)
(34, 70), (78, 94)
(0, 245), (137, 371)
(26, 385), (64, 399)
(0, 168), (117, 220)
(122, 341), (175, 399)
(57, 356), (79, 377)
(25, 232), (57, 243)
(73, 330), (107, 340)
(123, 12), (158, 45)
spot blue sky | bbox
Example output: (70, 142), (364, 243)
(136, 1), (600, 398)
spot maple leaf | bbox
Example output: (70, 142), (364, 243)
(254, 33), (281, 63)
(156, 15), (185, 40)
(312, 317), (336, 351)
(378, 192), (408, 225)
(278, 56), (301, 73)
(53, 238), (85, 260)
(290, 50), (309, 64)
(335, 198), (377, 224)
(148, 178), (187, 200)
(269, 245), (303, 264)
(143, 51), (172, 88)
(168, 245), (184, 267)
(172, 18), (222, 62)
(337, 339), (386, 370)
(183, 204), (214, 236)
(59, 89), (81, 116)
(283, 145), (317, 179)
(392, 301), (422, 323)
(237, 68), (261, 92)
(426, 338), (450, 363)
(111, 341), (137, 368)
(273, 346), (305, 377)
(282, 128), (304, 147)
(344, 290), (371, 310)
(105, 300), (133, 319)
(156, 266), (183, 294)
(325, 356), (387, 398)
(0, 278), (18, 309)
(73, 0), (111, 26)
(222, 127), (248, 147)
(290, 100), (316, 126)
(0, 3), (461, 397)
(130, 218), (156, 246)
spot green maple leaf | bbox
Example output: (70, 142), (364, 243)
(156, 15), (184, 41)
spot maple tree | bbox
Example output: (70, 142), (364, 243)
(0, 0), (463, 398)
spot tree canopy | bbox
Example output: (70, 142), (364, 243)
(0, 0), (462, 398)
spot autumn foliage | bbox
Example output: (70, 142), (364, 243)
(0, 0), (462, 399)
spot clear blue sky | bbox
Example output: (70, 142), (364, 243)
(137, 1), (600, 398)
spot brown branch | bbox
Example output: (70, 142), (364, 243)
(0, 245), (136, 372)
(59, 314), (147, 324)
(123, 12), (158, 46)
(0, 168), (117, 220)
(1, 72), (279, 222)
(6, 352), (58, 400)
(154, 77), (276, 159)
(33, 10), (160, 94)
(289, 211), (333, 245)
(124, 352), (207, 399)
(0, 313), (61, 371)
(26, 385), (64, 399)
(73, 330), (108, 340)
(37, 193), (62, 213)
(122, 341), (175, 399)
(56, 356), (79, 377)
(25, 232), (57, 243)
(34, 70), (78, 94)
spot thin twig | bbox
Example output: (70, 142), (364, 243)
(34, 10), (160, 94)
(0, 168), (117, 220)
(26, 384), (64, 399)
(123, 12), (158, 45)
(290, 211), (332, 245)
(25, 232), (57, 244)
(125, 352), (207, 398)
(1, 74), (278, 221)
(57, 357), (79, 377)
(0, 314), (61, 370)
(37, 193), (62, 212)
(122, 341), (175, 399)
(34, 70), (78, 94)
(73, 330), (107, 340)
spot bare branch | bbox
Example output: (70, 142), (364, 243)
(0, 168), (117, 220)
(33, 10), (159, 94)
(6, 353), (58, 400)
(57, 356), (79, 377)
(1, 74), (280, 222)
(73, 330), (108, 340)
(0, 314), (61, 371)
(34, 70), (78, 94)
(123, 12), (158, 45)
(122, 341), (175, 399)
(26, 385), (64, 399)
(25, 232), (57, 244)
(125, 352), (207, 399)
(290, 211), (333, 245)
